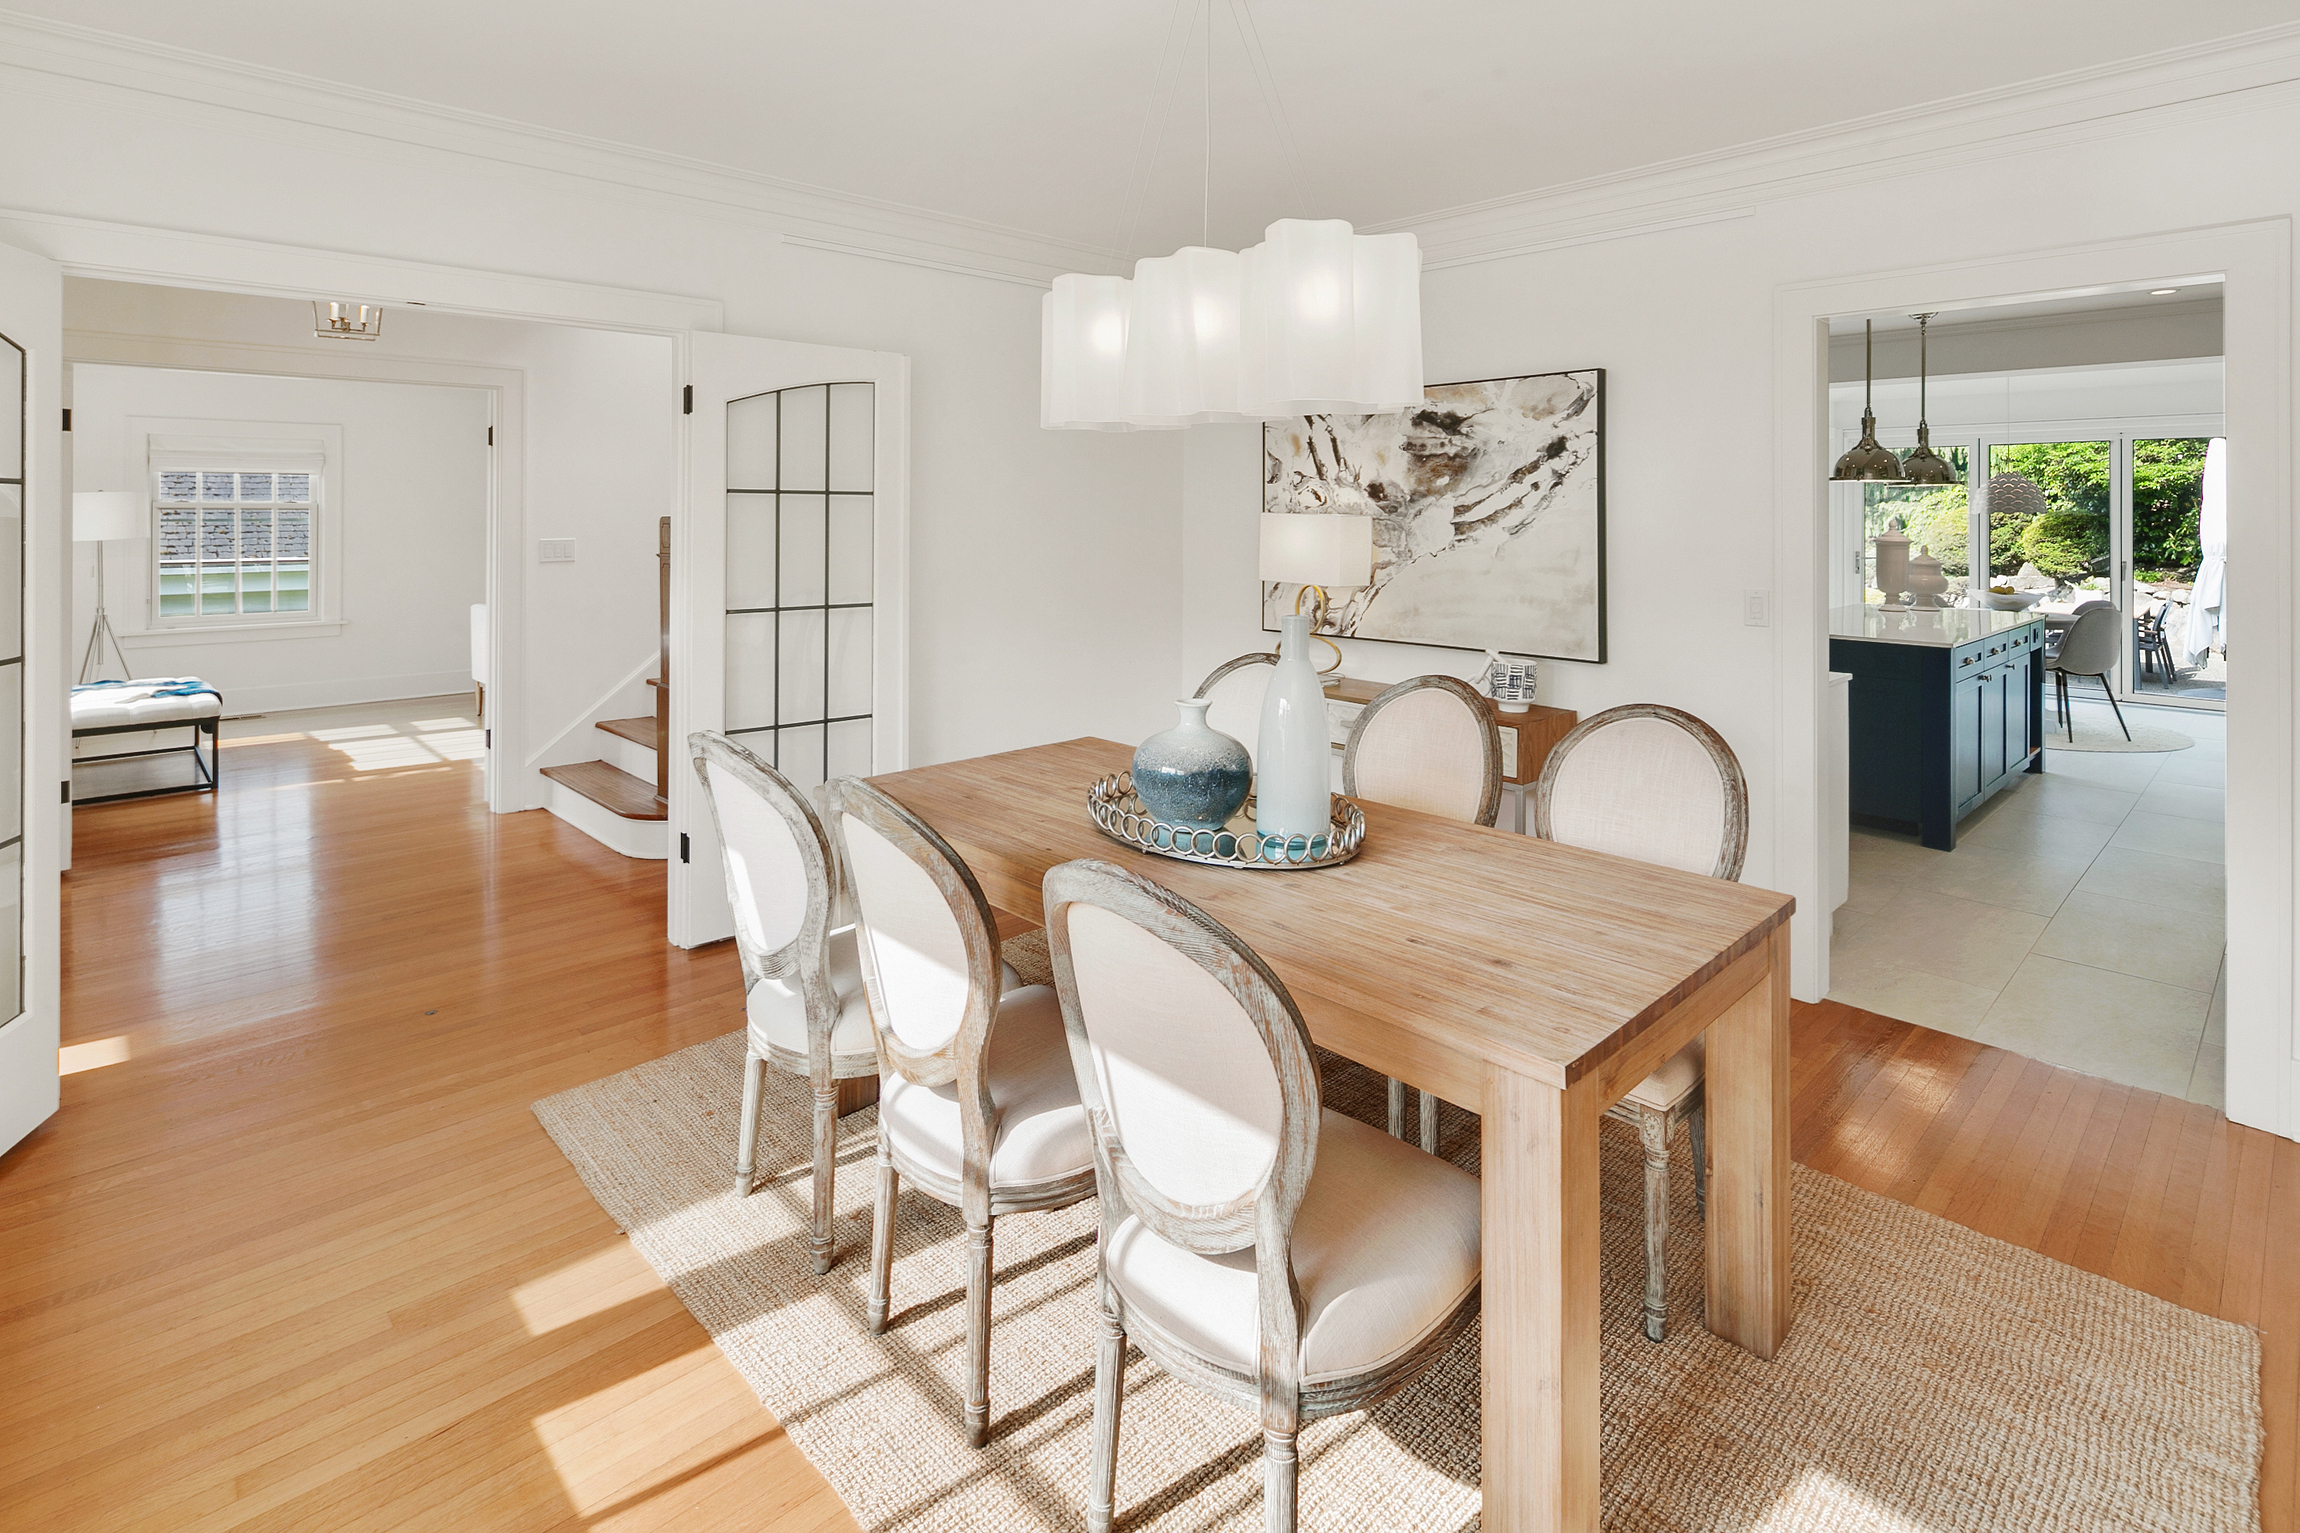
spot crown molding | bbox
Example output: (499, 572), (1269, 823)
(2, 208), (724, 332)
(0, 9), (1124, 283)
(1374, 22), (2300, 266)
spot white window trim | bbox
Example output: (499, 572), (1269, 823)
(117, 417), (345, 642)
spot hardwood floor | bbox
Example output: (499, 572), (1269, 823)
(1, 716), (2292, 1530)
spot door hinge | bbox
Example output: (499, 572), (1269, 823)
(679, 832), (691, 863)
(60, 407), (70, 431)
(484, 729), (491, 748)
(61, 780), (71, 804)
(682, 384), (693, 415)
(487, 425), (494, 446)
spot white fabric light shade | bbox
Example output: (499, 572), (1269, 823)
(1237, 220), (1425, 417)
(1040, 274), (1137, 431)
(1038, 219), (1423, 430)
(72, 490), (142, 542)
(1121, 246), (1249, 426)
(2182, 436), (2228, 666)
(1259, 512), (1372, 588)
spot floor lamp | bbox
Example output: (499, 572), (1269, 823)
(74, 491), (141, 684)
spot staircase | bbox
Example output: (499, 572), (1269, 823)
(540, 517), (672, 859)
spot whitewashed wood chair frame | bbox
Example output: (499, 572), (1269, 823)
(1341, 674), (1503, 1155)
(689, 731), (874, 1276)
(1532, 703), (1748, 1341)
(824, 776), (1097, 1448)
(1043, 858), (1481, 1533)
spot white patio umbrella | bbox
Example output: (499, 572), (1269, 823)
(2180, 437), (2227, 668)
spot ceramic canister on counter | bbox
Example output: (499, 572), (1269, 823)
(1131, 698), (1251, 830)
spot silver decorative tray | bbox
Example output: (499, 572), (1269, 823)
(1086, 772), (1366, 871)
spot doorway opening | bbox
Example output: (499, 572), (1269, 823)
(1821, 287), (2227, 1109)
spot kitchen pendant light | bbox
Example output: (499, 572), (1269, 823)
(1039, 5), (1423, 431)
(1831, 319), (1908, 483)
(1899, 313), (1958, 486)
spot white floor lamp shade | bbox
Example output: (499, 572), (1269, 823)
(72, 490), (142, 543)
(1040, 274), (1138, 431)
(1121, 246), (1250, 426)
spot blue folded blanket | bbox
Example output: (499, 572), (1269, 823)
(70, 680), (130, 691)
(151, 684), (221, 700)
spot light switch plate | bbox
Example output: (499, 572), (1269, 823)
(539, 538), (576, 563)
(1744, 589), (1771, 626)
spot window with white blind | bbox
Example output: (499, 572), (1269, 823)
(153, 468), (315, 622)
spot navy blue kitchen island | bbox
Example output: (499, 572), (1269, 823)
(1830, 605), (2048, 852)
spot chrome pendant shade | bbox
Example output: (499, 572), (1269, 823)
(1831, 319), (1908, 483)
(1899, 313), (1959, 487)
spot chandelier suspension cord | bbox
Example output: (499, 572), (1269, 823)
(1202, 0), (1210, 247)
(1231, 0), (1313, 213)
(1116, 0), (1207, 265)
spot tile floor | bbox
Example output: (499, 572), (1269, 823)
(1828, 696), (2227, 1107)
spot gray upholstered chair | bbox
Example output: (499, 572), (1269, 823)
(689, 731), (877, 1275)
(2047, 602), (2131, 741)
(825, 776), (1096, 1448)
(1341, 675), (1502, 1153)
(1192, 652), (1278, 764)
(1042, 857), (1481, 1533)
(1532, 704), (1747, 1342)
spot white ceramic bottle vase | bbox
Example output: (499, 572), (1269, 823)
(1255, 613), (1332, 845)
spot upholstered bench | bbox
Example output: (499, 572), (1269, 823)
(70, 678), (223, 804)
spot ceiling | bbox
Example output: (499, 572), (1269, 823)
(16, 2), (2294, 255)
(1829, 284), (2227, 336)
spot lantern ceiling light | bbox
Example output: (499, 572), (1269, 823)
(1040, 6), (1424, 430)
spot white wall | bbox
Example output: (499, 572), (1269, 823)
(1828, 297), (2222, 382)
(68, 360), (487, 711)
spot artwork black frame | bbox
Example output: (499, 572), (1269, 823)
(1259, 369), (1607, 664)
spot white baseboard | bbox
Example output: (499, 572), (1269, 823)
(544, 780), (668, 860)
(208, 671), (475, 716)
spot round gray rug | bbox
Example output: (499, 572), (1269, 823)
(2051, 721), (2197, 753)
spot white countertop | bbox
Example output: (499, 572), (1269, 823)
(1830, 604), (2044, 647)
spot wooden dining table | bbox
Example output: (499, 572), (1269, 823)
(869, 737), (1798, 1532)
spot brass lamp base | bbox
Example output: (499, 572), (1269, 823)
(1293, 585), (1346, 675)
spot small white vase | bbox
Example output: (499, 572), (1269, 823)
(1255, 614), (1331, 845)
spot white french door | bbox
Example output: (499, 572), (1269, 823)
(668, 332), (909, 948)
(0, 237), (60, 1160)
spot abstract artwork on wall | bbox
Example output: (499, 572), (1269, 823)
(1261, 370), (1605, 662)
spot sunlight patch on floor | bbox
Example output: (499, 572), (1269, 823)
(58, 1035), (131, 1075)
(511, 1241), (664, 1336)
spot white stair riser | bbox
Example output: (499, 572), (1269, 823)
(544, 779), (668, 860)
(604, 734), (659, 783)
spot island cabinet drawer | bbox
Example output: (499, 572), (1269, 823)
(1950, 623), (2044, 674)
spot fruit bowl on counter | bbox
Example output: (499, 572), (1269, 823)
(1979, 587), (2045, 612)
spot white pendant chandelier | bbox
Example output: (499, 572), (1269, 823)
(1040, 6), (1424, 431)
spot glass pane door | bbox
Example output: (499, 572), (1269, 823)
(0, 333), (21, 1022)
(722, 382), (874, 792)
(2128, 437), (2221, 705)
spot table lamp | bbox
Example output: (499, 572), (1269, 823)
(1259, 512), (1372, 675)
(74, 490), (142, 683)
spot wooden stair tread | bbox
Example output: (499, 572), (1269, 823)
(540, 761), (667, 820)
(597, 716), (659, 750)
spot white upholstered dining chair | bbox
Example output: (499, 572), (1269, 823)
(1532, 703), (1747, 1341)
(1042, 857), (1482, 1533)
(689, 731), (877, 1275)
(1192, 651), (1278, 763)
(824, 776), (1097, 1448)
(1341, 674), (1502, 1153)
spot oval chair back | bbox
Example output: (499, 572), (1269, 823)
(1044, 858), (1319, 1260)
(2053, 602), (2122, 677)
(1341, 675), (1502, 827)
(823, 777), (1005, 1096)
(1534, 704), (1747, 880)
(690, 731), (837, 999)
(1193, 652), (1278, 766)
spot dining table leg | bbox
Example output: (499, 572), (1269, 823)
(1702, 923), (1794, 1357)
(1481, 1065), (1603, 1532)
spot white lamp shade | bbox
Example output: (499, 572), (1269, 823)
(1238, 220), (1424, 417)
(1259, 512), (1373, 588)
(72, 491), (143, 543)
(1040, 274), (1137, 431)
(1122, 246), (1254, 426)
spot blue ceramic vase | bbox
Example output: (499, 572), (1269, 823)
(1132, 698), (1251, 830)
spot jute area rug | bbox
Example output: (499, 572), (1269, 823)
(2051, 721), (2197, 754)
(535, 980), (2259, 1530)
